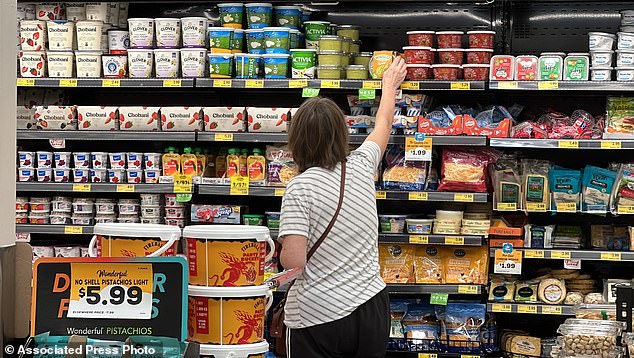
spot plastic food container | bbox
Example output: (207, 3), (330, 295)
(234, 53), (260, 79)
(164, 207), (186, 219)
(216, 3), (244, 29)
(406, 64), (431, 80)
(407, 31), (434, 47)
(589, 32), (616, 50)
(144, 153), (161, 169)
(18, 151), (35, 168)
(37, 151), (53, 168)
(108, 30), (129, 54)
(618, 32), (634, 49)
(438, 48), (464, 65)
(208, 53), (233, 78)
(179, 48), (206, 78)
(315, 65), (342, 79)
(19, 51), (46, 78)
(29, 215), (50, 225)
(616, 67), (634, 81)
(117, 215), (140, 224)
(16, 213), (28, 224)
(155, 18), (181, 48)
(616, 49), (634, 67)
(89, 223), (181, 257)
(337, 25), (360, 42)
(188, 285), (272, 344)
(353, 52), (372, 67)
(232, 29), (245, 52)
(85, 2), (108, 21)
(102, 54), (128, 78)
(432, 64), (461, 80)
(18, 168), (35, 182)
(126, 152), (142, 168)
(406, 218), (434, 234)
(181, 17), (208, 48)
(318, 51), (343, 66)
(94, 215), (116, 224)
(262, 53), (289, 78)
(538, 55), (563, 80)
(141, 206), (162, 218)
(140, 217), (161, 224)
(72, 152), (89, 169)
(466, 48), (493, 64)
(50, 214), (71, 225)
(90, 152), (107, 169)
(76, 21), (103, 50)
(108, 169), (125, 183)
(75, 51), (102, 77)
(47, 20), (74, 50)
(144, 169), (159, 183)
(16, 197), (29, 212)
(467, 31), (495, 49)
(345, 65), (368, 80)
(199, 342), (269, 358)
(110, 153), (126, 169)
(52, 200), (72, 212)
(402, 46), (434, 65)
(72, 201), (93, 214)
(245, 3), (273, 29)
(564, 55), (589, 80)
(127, 49), (153, 78)
(263, 27), (290, 54)
(265, 211), (281, 229)
(318, 35), (343, 52)
(242, 214), (265, 226)
(436, 31), (464, 49)
(47, 51), (74, 77)
(379, 215), (407, 233)
(36, 168), (52, 182)
(128, 18), (154, 48)
(127, 169), (143, 183)
(139, 194), (161, 207)
(35, 3), (62, 20)
(54, 169), (70, 182)
(96, 203), (116, 215)
(209, 27), (234, 52)
(154, 49), (180, 78)
(89, 168), (106, 182)
(304, 21), (331, 49)
(463, 64), (490, 80)
(275, 6), (301, 29)
(163, 217), (184, 227)
(590, 50), (613, 66)
(245, 29), (265, 54)
(20, 20), (46, 51)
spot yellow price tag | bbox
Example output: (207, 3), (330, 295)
(213, 79), (233, 88)
(116, 184), (135, 193)
(73, 184), (91, 192)
(601, 252), (621, 261)
(214, 133), (234, 142)
(409, 235), (429, 244)
(245, 79), (264, 88)
(517, 305), (538, 314)
(491, 304), (512, 312)
(59, 79), (78, 87)
(601, 140), (622, 149)
(556, 202), (577, 212)
(321, 80), (341, 88)
(497, 202), (517, 211)
(461, 355), (480, 358)
(445, 236), (465, 245)
(526, 202), (547, 212)
(542, 306), (563, 315)
(401, 81), (420, 90)
(418, 354), (437, 358)
(618, 206), (634, 214)
(362, 81), (381, 89)
(102, 79), (121, 87)
(450, 82), (471, 90)
(173, 174), (193, 193)
(408, 192), (428, 201)
(551, 251), (571, 259)
(274, 188), (286, 197)
(458, 285), (478, 294)
(454, 193), (474, 202)
(288, 79), (308, 88)
(498, 81), (518, 89)
(17, 78), (35, 86)
(524, 250), (545, 259)
(230, 176), (249, 195)
(64, 226), (83, 234)
(558, 140), (579, 149)
(538, 81), (559, 90)
(163, 79), (182, 87)
(375, 191), (387, 200)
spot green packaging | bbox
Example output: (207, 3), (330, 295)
(538, 55), (563, 80)
(304, 21), (331, 49)
(208, 27), (235, 51)
(290, 49), (317, 79)
(564, 55), (589, 81)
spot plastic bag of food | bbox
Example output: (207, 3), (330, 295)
(521, 159), (551, 209)
(414, 245), (443, 284)
(548, 167), (581, 211)
(265, 145), (298, 186)
(436, 303), (486, 353)
(382, 145), (428, 191)
(442, 246), (489, 284)
(402, 303), (440, 352)
(610, 163), (634, 215)
(582, 165), (617, 212)
(379, 244), (415, 283)
(438, 147), (501, 192)
(491, 153), (522, 207)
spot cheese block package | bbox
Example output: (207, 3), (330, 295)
(414, 246), (443, 284)
(118, 106), (161, 131)
(438, 147), (501, 192)
(76, 106), (118, 130)
(35, 106), (77, 130)
(202, 107), (247, 132)
(17, 106), (36, 129)
(514, 281), (539, 302)
(379, 244), (414, 284)
(441, 246), (488, 284)
(159, 107), (204, 131)
(489, 280), (515, 302)
(582, 165), (617, 212)
(402, 303), (439, 351)
(246, 107), (290, 132)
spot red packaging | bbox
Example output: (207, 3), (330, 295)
(490, 55), (515, 80)
(463, 64), (490, 80)
(406, 64), (431, 80)
(437, 48), (464, 65)
(514, 55), (538, 81)
(467, 31), (496, 49)
(436, 31), (464, 49)
(402, 46), (434, 64)
(432, 64), (461, 80)
(462, 115), (511, 138)
(407, 31), (435, 47)
(418, 115), (464, 135)
(438, 147), (501, 192)
(466, 48), (493, 64)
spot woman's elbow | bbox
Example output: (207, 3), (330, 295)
(280, 236), (308, 270)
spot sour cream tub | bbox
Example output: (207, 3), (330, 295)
(47, 21), (74, 50)
(180, 48), (207, 78)
(183, 225), (275, 287)
(618, 32), (634, 50)
(406, 218), (434, 234)
(75, 51), (102, 77)
(188, 285), (272, 344)
(589, 32), (616, 50)
(128, 18), (155, 48)
(155, 18), (181, 48)
(617, 50), (634, 67)
(46, 51), (74, 77)
(181, 17), (208, 48)
(108, 30), (129, 54)
(20, 20), (46, 51)
(617, 67), (634, 81)
(591, 66), (613, 81)
(199, 341), (268, 358)
(127, 49), (153, 78)
(590, 50), (613, 66)
(154, 49), (180, 78)
(89, 223), (181, 257)
(102, 54), (128, 78)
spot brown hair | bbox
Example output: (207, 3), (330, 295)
(288, 97), (349, 172)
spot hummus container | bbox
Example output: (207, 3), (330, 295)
(617, 49), (634, 66)
(350, 40), (361, 54)
(337, 25), (361, 42)
(345, 65), (368, 80)
(354, 52), (372, 67)
(406, 218), (434, 234)
(290, 49), (316, 79)
(108, 30), (129, 54)
(490, 55), (515, 80)
(128, 18), (155, 48)
(538, 55), (563, 80)
(564, 55), (589, 80)
(89, 168), (107, 182)
(199, 341), (268, 358)
(188, 285), (272, 344)
(76, 21), (103, 50)
(73, 169), (90, 183)
(466, 48), (493, 64)
(75, 51), (102, 77)
(18, 168), (34, 182)
(618, 32), (634, 49)
(432, 64), (461, 80)
(233, 29), (245, 52)
(181, 48), (207, 78)
(235, 53), (261, 79)
(54, 152), (71, 168)
(437, 48), (465, 65)
(209, 27), (234, 52)
(245, 3), (273, 29)
(154, 49), (180, 78)
(140, 194), (162, 206)
(91, 152), (108, 169)
(209, 53), (233, 78)
(20, 20), (46, 51)
(265, 211), (280, 229)
(463, 64), (490, 80)
(263, 27), (290, 54)
(145, 169), (160, 183)
(262, 53), (289, 78)
(127, 49), (153, 78)
(89, 223), (181, 257)
(318, 51), (343, 66)
(181, 17), (208, 48)
(73, 152), (90, 168)
(85, 2), (108, 22)
(47, 51), (74, 77)
(218, 3), (245, 29)
(275, 6), (301, 29)
(436, 31), (464, 49)
(318, 35), (343, 52)
(18, 151), (35, 168)
(19, 51), (46, 78)
(616, 67), (634, 81)
(379, 215), (407, 233)
(110, 153), (126, 167)
(127, 169), (143, 183)
(245, 29), (265, 54)
(47, 21), (74, 50)
(37, 168), (52, 182)
(66, 3), (85, 21)
(127, 152), (143, 169)
(37, 151), (53, 168)
(402, 46), (434, 65)
(589, 32), (616, 50)
(155, 18), (181, 48)
(108, 169), (125, 183)
(102, 54), (128, 78)
(141, 206), (162, 218)
(316, 65), (342, 79)
(304, 21), (331, 49)
(35, 3), (63, 21)
(590, 50), (613, 66)
(467, 31), (495, 49)
(143, 153), (161, 169)
(242, 214), (265, 226)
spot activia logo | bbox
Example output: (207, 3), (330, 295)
(293, 56), (313, 64)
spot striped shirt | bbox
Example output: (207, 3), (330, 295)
(279, 141), (386, 329)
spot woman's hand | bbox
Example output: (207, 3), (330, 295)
(381, 56), (407, 94)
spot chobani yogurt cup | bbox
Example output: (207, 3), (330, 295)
(46, 51), (74, 77)
(154, 49), (180, 78)
(180, 48), (207, 78)
(76, 21), (104, 50)
(66, 3), (86, 21)
(127, 49), (153, 78)
(19, 51), (46, 78)
(155, 18), (181, 48)
(47, 20), (74, 50)
(85, 2), (108, 22)
(20, 20), (46, 51)
(75, 51), (102, 77)
(262, 53), (289, 78)
(108, 30), (129, 54)
(218, 3), (245, 29)
(102, 54), (128, 78)
(128, 18), (155, 48)
(181, 17), (208, 48)
(245, 3), (273, 29)
(36, 3), (64, 21)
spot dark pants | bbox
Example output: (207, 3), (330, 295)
(287, 288), (390, 358)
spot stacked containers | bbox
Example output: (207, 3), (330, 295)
(313, 24), (362, 80)
(89, 223), (181, 257)
(184, 225), (274, 357)
(140, 194), (162, 224)
(164, 194), (187, 228)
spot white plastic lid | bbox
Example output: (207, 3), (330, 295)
(127, 48), (154, 53)
(183, 224), (270, 241)
(467, 31), (496, 35)
(217, 3), (245, 7)
(437, 48), (465, 52)
(406, 64), (432, 68)
(262, 27), (291, 31)
(262, 53), (291, 58)
(155, 18), (181, 21)
(234, 53), (262, 57)
(199, 341), (268, 358)
(275, 5), (301, 9)
(436, 31), (464, 35)
(463, 64), (490, 68)
(378, 214), (408, 218)
(93, 223), (181, 241)
(181, 17), (208, 21)
(290, 48), (317, 53)
(589, 32), (616, 38)
(208, 27), (235, 31)
(154, 48), (181, 53)
(591, 66), (613, 70)
(244, 29), (264, 33)
(188, 284), (270, 297)
(616, 67), (634, 70)
(402, 46), (433, 50)
(618, 32), (634, 36)
(406, 31), (435, 35)
(126, 18), (154, 21)
(617, 49), (634, 53)
(431, 64), (461, 68)
(465, 48), (494, 52)
(303, 21), (330, 25)
(245, 3), (273, 7)
(568, 52), (590, 56)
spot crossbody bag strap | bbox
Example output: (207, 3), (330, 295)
(306, 160), (346, 261)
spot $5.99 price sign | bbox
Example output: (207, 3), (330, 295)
(68, 263), (153, 320)
(494, 243), (522, 275)
(405, 135), (433, 162)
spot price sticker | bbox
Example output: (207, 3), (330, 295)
(517, 305), (538, 314)
(17, 78), (35, 86)
(538, 81), (559, 90)
(274, 188), (286, 197)
(618, 206), (634, 214)
(230, 176), (249, 195)
(418, 354), (437, 358)
(320, 80), (341, 88)
(408, 192), (428, 201)
(401, 81), (420, 90)
(458, 285), (478, 294)
(556, 202), (577, 212)
(102, 79), (120, 87)
(213, 79), (233, 88)
(59, 79), (78, 87)
(430, 293), (449, 306)
(445, 236), (465, 245)
(409, 235), (429, 244)
(358, 88), (376, 100)
(116, 184), (135, 193)
(551, 251), (571, 259)
(214, 133), (234, 142)
(497, 81), (518, 89)
(362, 81), (381, 89)
(497, 202), (517, 211)
(405, 136), (433, 162)
(461, 355), (480, 358)
(564, 259), (581, 270)
(68, 263), (153, 319)
(64, 226), (83, 234)
(558, 140), (579, 149)
(526, 202), (547, 212)
(542, 306), (563, 315)
(454, 193), (474, 202)
(450, 82), (471, 90)
(601, 252), (622, 261)
(375, 191), (387, 200)
(601, 140), (622, 149)
(173, 174), (193, 193)
(302, 88), (320, 97)
(490, 304), (512, 313)
(245, 79), (264, 88)
(288, 79), (308, 88)
(494, 244), (522, 275)
(524, 250), (545, 259)
(162, 79), (182, 87)
(73, 184), (91, 192)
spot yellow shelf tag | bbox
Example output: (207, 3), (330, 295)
(556, 202), (577, 213)
(490, 304), (512, 313)
(64, 226), (83, 234)
(558, 140), (579, 149)
(375, 191), (387, 200)
(245, 79), (264, 88)
(230, 176), (249, 195)
(497, 202), (517, 211)
(458, 285), (478, 294)
(17, 78), (35, 86)
(601, 252), (622, 261)
(445, 236), (465, 245)
(173, 174), (193, 193)
(401, 81), (420, 90)
(163, 79), (182, 87)
(409, 235), (429, 244)
(321, 80), (341, 88)
(551, 251), (571, 259)
(450, 82), (470, 90)
(362, 81), (381, 89)
(213, 79), (233, 88)
(542, 306), (563, 315)
(116, 184), (135, 192)
(418, 354), (437, 358)
(408, 192), (428, 201)
(214, 133), (234, 142)
(498, 81), (518, 89)
(72, 184), (91, 192)
(288, 79), (308, 88)
(526, 202), (547, 212)
(524, 250), (545, 259)
(601, 140), (622, 149)
(618, 206), (634, 214)
(102, 79), (121, 87)
(274, 188), (286, 197)
(59, 79), (78, 87)
(454, 193), (474, 202)
(517, 305), (538, 314)
(538, 81), (559, 90)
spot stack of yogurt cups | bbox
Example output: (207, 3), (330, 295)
(118, 198), (140, 223)
(50, 196), (72, 225)
(72, 198), (95, 225)
(140, 194), (163, 224)
(164, 194), (186, 228)
(589, 28), (634, 81)
(95, 198), (117, 223)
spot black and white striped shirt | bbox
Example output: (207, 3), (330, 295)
(279, 141), (386, 329)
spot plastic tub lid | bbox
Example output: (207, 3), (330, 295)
(616, 66), (634, 70)
(199, 341), (268, 357)
(318, 35), (343, 40)
(316, 65), (343, 69)
(188, 284), (270, 297)
(275, 5), (301, 9)
(406, 31), (435, 35)
(345, 65), (367, 70)
(244, 29), (264, 33)
(318, 50), (344, 55)
(467, 30), (496, 35)
(155, 17), (181, 21)
(465, 48), (494, 52)
(337, 25), (361, 30)
(437, 48), (465, 52)
(218, 3), (245, 6)
(183, 224), (270, 240)
(406, 218), (434, 222)
(402, 46), (433, 50)
(589, 32), (617, 38)
(208, 53), (234, 58)
(245, 3), (273, 7)
(181, 16), (208, 20)
(262, 27), (292, 31)
(462, 64), (490, 68)
(127, 18), (154, 21)
(591, 66), (614, 70)
(234, 53), (262, 58)
(290, 48), (317, 53)
(618, 31), (634, 36)
(303, 21), (331, 25)
(431, 64), (461, 68)
(379, 214), (408, 218)
(208, 27), (235, 31)
(262, 53), (291, 58)
(93, 223), (181, 241)
(436, 31), (464, 35)
(406, 64), (432, 68)
(568, 52), (590, 56)
(617, 49), (634, 53)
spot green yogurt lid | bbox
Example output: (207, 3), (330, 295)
(290, 48), (317, 53)
(337, 25), (361, 30)
(345, 65), (367, 70)
(304, 21), (330, 25)
(243, 214), (265, 218)
(263, 53), (290, 58)
(319, 35), (343, 41)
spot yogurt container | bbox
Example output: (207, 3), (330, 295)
(108, 169), (125, 183)
(35, 3), (63, 21)
(73, 152), (90, 168)
(234, 53), (260, 78)
(54, 169), (71, 182)
(617, 67), (634, 81)
(589, 32), (616, 50)
(619, 32), (634, 50)
(622, 10), (634, 25)
(165, 206), (186, 219)
(245, 29), (265, 54)
(617, 49), (634, 67)
(436, 31), (464, 49)
(274, 6), (301, 29)
(218, 3), (245, 29)
(128, 18), (155, 48)
(54, 152), (71, 168)
(144, 170), (160, 183)
(263, 27), (290, 54)
(90, 168), (107, 182)
(141, 206), (162, 218)
(107, 2), (120, 26)
(290, 49), (317, 79)
(37, 168), (52, 182)
(101, 24), (112, 53)
(265, 211), (280, 229)
(102, 54), (128, 78)
(18, 151), (35, 168)
(73, 169), (90, 183)
(47, 20), (75, 50)
(127, 49), (153, 78)
(209, 27), (234, 52)
(127, 169), (143, 183)
(37, 151), (53, 168)
(19, 51), (46, 77)
(538, 55), (563, 80)
(180, 48), (207, 78)
(232, 29), (244, 53)
(75, 51), (102, 77)
(126, 152), (143, 169)
(108, 30), (129, 54)
(109, 152), (126, 169)
(18, 168), (35, 182)
(379, 215), (407, 233)
(46, 51), (74, 77)
(164, 194), (183, 207)
(141, 218), (161, 224)
(20, 20), (46, 51)
(154, 49), (180, 78)
(50, 214), (72, 225)
(208, 53), (233, 78)
(590, 50), (613, 66)
(85, 2), (109, 22)
(289, 29), (300, 49)
(95, 215), (117, 224)
(66, 3), (86, 21)
(118, 3), (129, 28)
(406, 218), (433, 234)
(143, 153), (161, 169)
(29, 215), (50, 225)
(91, 152), (108, 168)
(245, 3), (273, 29)
(304, 21), (330, 49)
(181, 17), (208, 48)
(140, 194), (161, 206)
(262, 53), (289, 78)
(155, 18), (181, 48)
(76, 21), (104, 50)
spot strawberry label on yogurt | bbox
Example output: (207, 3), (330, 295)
(35, 106), (77, 130)
(160, 107), (203, 131)
(246, 107), (290, 133)
(17, 106), (37, 129)
(119, 106), (161, 131)
(20, 20), (46, 51)
(19, 51), (46, 77)
(202, 107), (246, 132)
(77, 106), (118, 130)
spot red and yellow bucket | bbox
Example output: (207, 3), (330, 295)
(89, 223), (181, 257)
(188, 285), (272, 345)
(183, 225), (274, 286)
(199, 341), (268, 358)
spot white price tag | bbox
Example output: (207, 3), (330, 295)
(564, 259), (581, 270)
(49, 139), (66, 149)
(404, 134), (433, 162)
(494, 243), (522, 275)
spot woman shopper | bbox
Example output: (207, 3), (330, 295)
(278, 57), (407, 358)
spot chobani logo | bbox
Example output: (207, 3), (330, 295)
(21, 26), (39, 32)
(22, 55), (42, 62)
(85, 112), (106, 118)
(43, 114), (66, 120)
(78, 27), (98, 33)
(256, 114), (279, 120)
(49, 57), (70, 62)
(212, 113), (236, 119)
(169, 113), (190, 119)
(77, 57), (98, 63)
(49, 27), (69, 33)
(127, 113), (151, 118)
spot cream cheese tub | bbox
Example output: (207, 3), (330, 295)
(108, 30), (129, 54)
(75, 51), (102, 77)
(46, 51), (74, 77)
(154, 49), (180, 78)
(199, 341), (268, 358)
(20, 20), (46, 51)
(184, 225), (275, 287)
(89, 223), (181, 257)
(76, 20), (103, 50)
(102, 54), (128, 78)
(155, 18), (181, 48)
(19, 51), (46, 78)
(181, 17), (208, 48)
(127, 49), (153, 78)
(128, 18), (155, 48)
(181, 48), (207, 78)
(47, 20), (74, 50)
(188, 285), (272, 345)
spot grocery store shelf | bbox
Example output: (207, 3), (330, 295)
(377, 190), (489, 203)
(487, 303), (575, 316)
(17, 78), (194, 88)
(387, 284), (482, 295)
(378, 234), (484, 246)
(16, 224), (93, 235)
(489, 80), (634, 91)
(17, 130), (197, 141)
(490, 138), (634, 150)
(16, 182), (182, 193)
(489, 248), (634, 261)
(197, 185), (287, 196)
